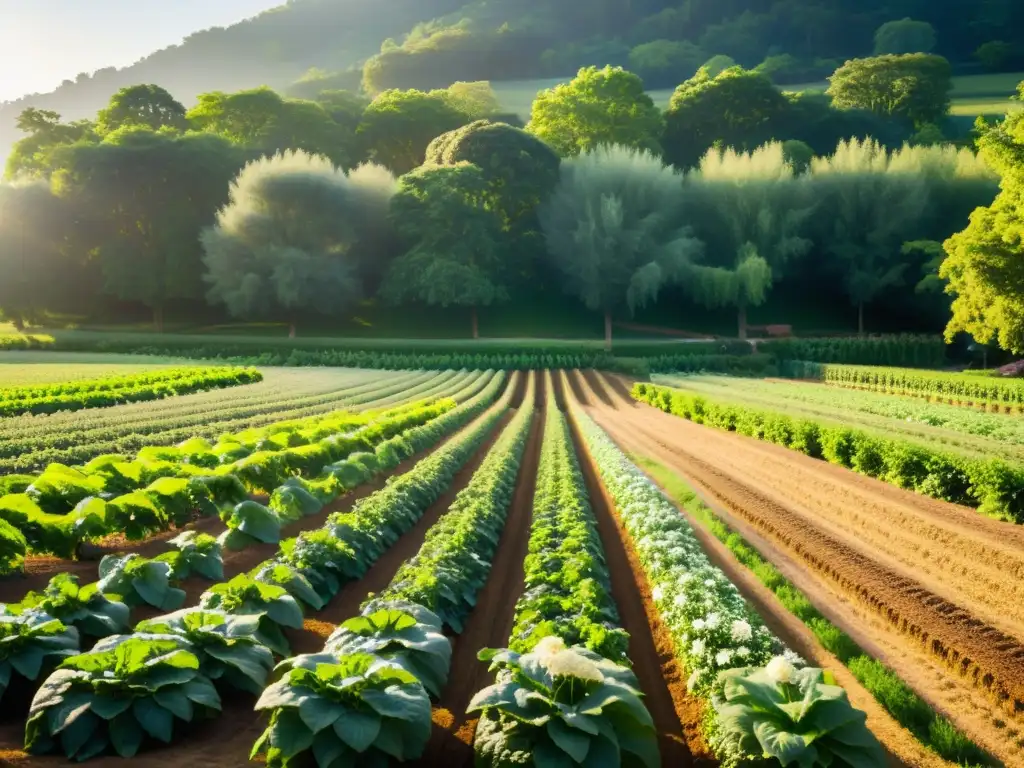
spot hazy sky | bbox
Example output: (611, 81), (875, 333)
(0, 0), (283, 102)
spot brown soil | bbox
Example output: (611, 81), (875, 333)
(567, 393), (703, 767)
(576, 370), (1024, 765)
(422, 370), (545, 766)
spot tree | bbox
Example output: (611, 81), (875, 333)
(809, 139), (931, 334)
(975, 41), (1016, 72)
(826, 54), (952, 126)
(873, 19), (937, 55)
(203, 151), (393, 337)
(356, 90), (468, 176)
(435, 82), (503, 120)
(662, 67), (791, 169)
(940, 94), (1024, 351)
(0, 181), (75, 328)
(682, 143), (816, 337)
(628, 40), (707, 88)
(187, 87), (350, 166)
(539, 145), (704, 350)
(381, 163), (506, 339)
(95, 85), (188, 135)
(782, 140), (815, 173)
(5, 109), (96, 180)
(527, 67), (663, 158)
(55, 127), (245, 330)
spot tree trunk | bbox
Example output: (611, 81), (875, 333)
(288, 321), (297, 339)
(858, 302), (864, 337)
(153, 304), (164, 334)
(11, 315), (24, 332)
(471, 307), (479, 340)
(738, 305), (748, 340)
(604, 310), (613, 353)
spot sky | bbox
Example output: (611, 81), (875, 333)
(0, 0), (283, 102)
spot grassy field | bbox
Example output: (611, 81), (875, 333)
(493, 70), (1024, 120)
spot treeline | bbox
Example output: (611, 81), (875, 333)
(0, 64), (1009, 347)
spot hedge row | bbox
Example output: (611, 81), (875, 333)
(759, 335), (945, 368)
(0, 334), (54, 351)
(633, 382), (1024, 524)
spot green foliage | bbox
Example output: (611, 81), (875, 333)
(15, 574), (130, 640)
(97, 554), (186, 611)
(628, 40), (707, 89)
(527, 66), (663, 157)
(873, 18), (937, 55)
(357, 89), (468, 175)
(200, 573), (304, 656)
(134, 609), (275, 694)
(24, 636), (220, 760)
(95, 85), (187, 135)
(0, 516), (27, 575)
(0, 612), (79, 702)
(252, 652), (432, 766)
(218, 500), (284, 550)
(761, 334), (946, 367)
(826, 54), (953, 125)
(164, 531), (224, 580)
(714, 664), (885, 767)
(470, 643), (658, 768)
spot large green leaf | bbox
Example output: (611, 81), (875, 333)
(332, 709), (382, 752)
(360, 686), (430, 721)
(133, 697), (174, 743)
(547, 717), (591, 763)
(298, 697), (346, 734)
(109, 711), (144, 758)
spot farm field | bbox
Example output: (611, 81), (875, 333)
(0, 361), (1021, 767)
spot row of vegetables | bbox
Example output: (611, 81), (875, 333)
(1, 370), (518, 761)
(0, 366), (263, 416)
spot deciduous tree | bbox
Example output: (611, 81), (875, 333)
(95, 85), (188, 135)
(539, 145), (703, 350)
(873, 19), (937, 55)
(356, 90), (468, 175)
(826, 54), (952, 126)
(5, 109), (96, 180)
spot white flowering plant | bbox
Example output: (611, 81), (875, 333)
(712, 661), (886, 767)
(469, 637), (659, 767)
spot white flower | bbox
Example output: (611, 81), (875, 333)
(673, 593), (688, 608)
(546, 650), (604, 683)
(705, 613), (721, 630)
(692, 618), (706, 631)
(651, 586), (664, 602)
(715, 649), (733, 666)
(680, 572), (694, 584)
(533, 635), (565, 665)
(735, 646), (750, 658)
(690, 639), (705, 657)
(730, 620), (753, 642)
(783, 649), (805, 667)
(765, 656), (796, 685)
(704, 578), (716, 587)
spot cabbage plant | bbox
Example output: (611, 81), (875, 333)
(133, 609), (274, 694)
(96, 553), (185, 611)
(713, 661), (886, 768)
(470, 638), (659, 768)
(0, 612), (79, 702)
(252, 561), (325, 610)
(16, 573), (130, 639)
(24, 636), (220, 760)
(252, 652), (432, 767)
(199, 574), (303, 656)
(217, 500), (283, 551)
(163, 531), (224, 580)
(325, 602), (451, 697)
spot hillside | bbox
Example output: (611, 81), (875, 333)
(3, 0), (1023, 162)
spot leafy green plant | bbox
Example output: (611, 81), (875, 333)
(162, 531), (224, 580)
(24, 636), (220, 760)
(217, 500), (283, 550)
(252, 561), (326, 610)
(16, 574), (130, 639)
(199, 573), (303, 656)
(325, 602), (451, 697)
(134, 609), (275, 694)
(96, 554), (185, 611)
(0, 612), (79, 702)
(252, 652), (432, 767)
(713, 661), (886, 767)
(470, 638), (659, 768)
(0, 516), (27, 575)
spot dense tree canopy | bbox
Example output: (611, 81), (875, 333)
(826, 54), (953, 126)
(95, 85), (188, 135)
(873, 19), (937, 55)
(527, 67), (663, 157)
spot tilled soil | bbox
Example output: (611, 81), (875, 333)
(422, 370), (545, 765)
(575, 370), (1024, 764)
(0, 376), (526, 768)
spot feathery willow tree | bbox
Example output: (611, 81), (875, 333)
(682, 143), (816, 338)
(539, 145), (704, 350)
(202, 150), (396, 337)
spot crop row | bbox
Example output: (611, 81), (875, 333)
(656, 373), (1024, 462)
(635, 381), (1024, 523)
(788, 361), (1024, 408)
(467, 379), (660, 767)
(0, 369), (419, 472)
(2, 371), (517, 761)
(0, 366), (263, 417)
(254, 371), (536, 766)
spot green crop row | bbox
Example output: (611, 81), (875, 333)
(787, 360), (1024, 407)
(0, 366), (262, 417)
(634, 382), (1024, 523)
(635, 455), (994, 767)
(760, 335), (946, 368)
(0, 333), (53, 351)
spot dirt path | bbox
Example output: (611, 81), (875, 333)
(577, 370), (1024, 764)
(422, 371), (545, 766)
(0, 377), (526, 768)
(564, 381), (701, 767)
